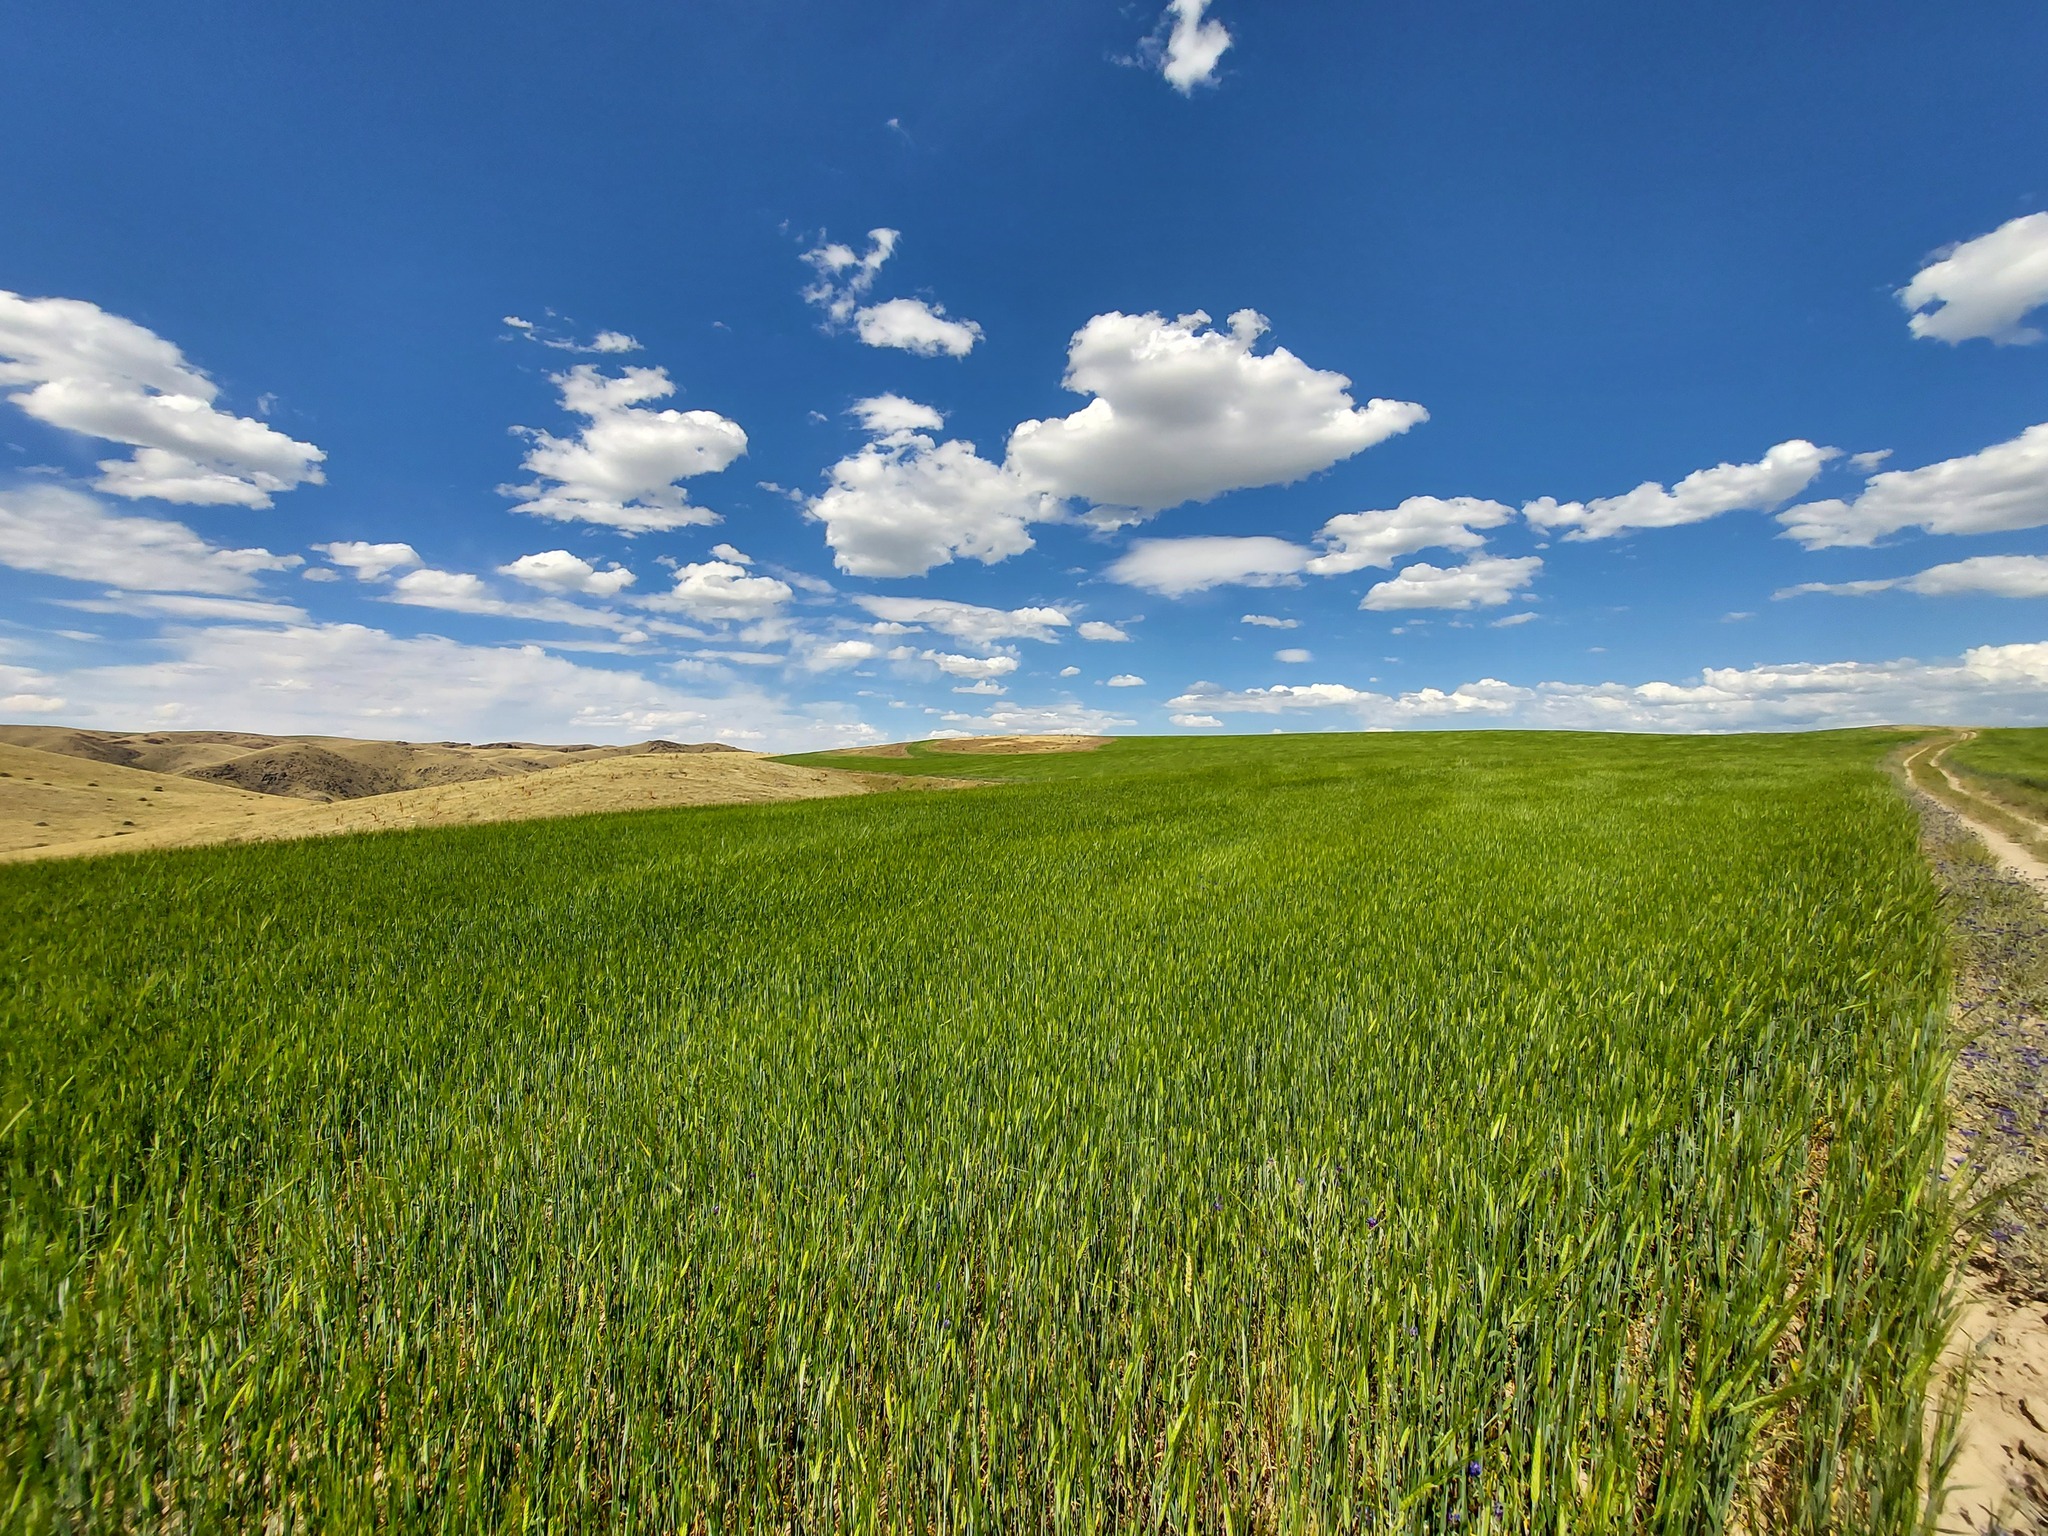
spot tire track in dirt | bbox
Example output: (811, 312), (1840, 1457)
(1908, 738), (2048, 1533)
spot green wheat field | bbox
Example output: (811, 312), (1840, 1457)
(1, 732), (1966, 1532)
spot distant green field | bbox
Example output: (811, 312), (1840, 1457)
(1944, 727), (2048, 822)
(1, 732), (1961, 1532)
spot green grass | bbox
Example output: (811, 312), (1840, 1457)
(1, 731), (1964, 1532)
(1943, 727), (2048, 825)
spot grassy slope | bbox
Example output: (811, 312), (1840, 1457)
(1, 731), (1960, 1532)
(1944, 727), (2048, 824)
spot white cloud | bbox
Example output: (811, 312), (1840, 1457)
(1171, 712), (1223, 727)
(801, 638), (879, 671)
(920, 650), (1019, 681)
(0, 290), (326, 508)
(1, 659), (65, 714)
(1361, 555), (1542, 611)
(1106, 535), (1308, 595)
(1169, 641), (2048, 732)
(801, 233), (981, 354)
(1778, 423), (2048, 549)
(808, 424), (1060, 577)
(1059, 665), (1081, 677)
(504, 316), (643, 354)
(954, 678), (1007, 696)
(1492, 611), (1539, 628)
(1105, 673), (1145, 687)
(850, 394), (947, 435)
(380, 568), (644, 634)
(1006, 309), (1425, 519)
(801, 229), (899, 323)
(1275, 647), (1312, 663)
(499, 549), (637, 597)
(1778, 553), (2048, 600)
(26, 620), (881, 749)
(641, 559), (793, 622)
(854, 298), (983, 358)
(1900, 213), (2048, 345)
(1849, 450), (1893, 473)
(854, 595), (1070, 646)
(1076, 620), (1131, 641)
(1143, 0), (1232, 93)
(1307, 496), (1514, 574)
(0, 484), (298, 594)
(317, 540), (422, 581)
(505, 365), (747, 532)
(710, 543), (751, 564)
(1240, 613), (1297, 629)
(67, 592), (310, 624)
(937, 702), (1134, 734)
(1524, 440), (1836, 540)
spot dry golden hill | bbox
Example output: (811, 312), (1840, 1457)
(0, 726), (740, 801)
(0, 741), (967, 864)
(0, 741), (282, 857)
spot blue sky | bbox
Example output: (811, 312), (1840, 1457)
(3, 0), (2047, 746)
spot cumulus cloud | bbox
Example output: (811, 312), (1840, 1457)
(800, 638), (879, 672)
(854, 595), (1070, 646)
(641, 558), (793, 622)
(0, 289), (325, 507)
(1007, 309), (1425, 519)
(801, 229), (899, 323)
(1900, 213), (2048, 345)
(316, 540), (422, 580)
(855, 298), (983, 358)
(26, 620), (881, 749)
(1778, 423), (2048, 549)
(1360, 555), (1542, 611)
(0, 484), (298, 594)
(314, 547), (637, 634)
(1525, 441), (1836, 540)
(1077, 620), (1131, 641)
(1241, 613), (1298, 628)
(850, 394), (947, 435)
(1171, 712), (1223, 727)
(920, 650), (1019, 681)
(808, 418), (1060, 577)
(1105, 673), (1145, 687)
(1168, 641), (2048, 732)
(1307, 496), (1514, 574)
(499, 549), (636, 597)
(1140, 0), (1232, 93)
(800, 230), (981, 353)
(1275, 648), (1312, 663)
(1106, 535), (1308, 595)
(1778, 553), (2048, 600)
(505, 364), (747, 532)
